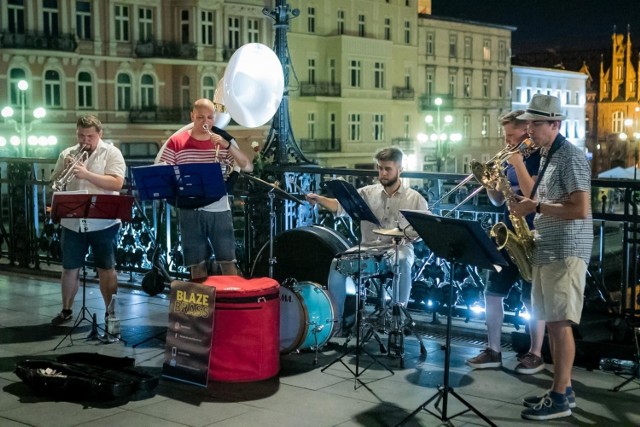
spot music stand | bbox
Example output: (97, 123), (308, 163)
(130, 163), (227, 347)
(397, 210), (506, 427)
(52, 193), (134, 350)
(320, 179), (394, 384)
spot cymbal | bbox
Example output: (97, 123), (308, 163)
(242, 173), (303, 204)
(372, 228), (405, 238)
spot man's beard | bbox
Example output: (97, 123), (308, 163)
(380, 174), (399, 188)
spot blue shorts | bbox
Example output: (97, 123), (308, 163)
(178, 209), (236, 266)
(61, 224), (120, 269)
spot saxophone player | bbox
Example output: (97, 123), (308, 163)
(156, 98), (252, 280)
(50, 115), (126, 326)
(466, 110), (546, 375)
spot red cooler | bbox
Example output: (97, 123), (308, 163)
(199, 276), (280, 382)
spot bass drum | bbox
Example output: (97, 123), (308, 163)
(251, 225), (350, 287)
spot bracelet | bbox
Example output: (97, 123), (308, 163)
(536, 201), (541, 214)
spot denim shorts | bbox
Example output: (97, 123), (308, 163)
(178, 209), (236, 266)
(61, 224), (120, 269)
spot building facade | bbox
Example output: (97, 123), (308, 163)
(512, 65), (588, 151)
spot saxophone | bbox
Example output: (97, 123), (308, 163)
(470, 155), (534, 282)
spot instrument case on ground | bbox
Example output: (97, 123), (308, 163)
(15, 352), (158, 400)
(198, 275), (280, 382)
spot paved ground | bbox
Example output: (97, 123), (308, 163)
(1, 271), (639, 427)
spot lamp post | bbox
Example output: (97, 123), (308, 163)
(416, 97), (462, 172)
(0, 79), (54, 157)
(620, 113), (640, 179)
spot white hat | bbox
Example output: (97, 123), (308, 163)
(517, 94), (566, 121)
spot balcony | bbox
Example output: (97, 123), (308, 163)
(299, 138), (341, 153)
(392, 87), (415, 100)
(135, 40), (197, 59)
(129, 107), (185, 124)
(419, 93), (454, 112)
(0, 31), (77, 52)
(391, 137), (414, 151)
(300, 82), (341, 97)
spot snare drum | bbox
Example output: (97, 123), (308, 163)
(280, 281), (335, 353)
(335, 248), (391, 278)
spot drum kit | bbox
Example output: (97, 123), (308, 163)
(250, 206), (425, 365)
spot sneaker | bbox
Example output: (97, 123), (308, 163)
(51, 310), (73, 326)
(523, 390), (577, 409)
(466, 348), (502, 369)
(521, 396), (572, 421)
(515, 352), (546, 374)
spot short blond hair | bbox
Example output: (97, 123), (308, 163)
(498, 110), (526, 127)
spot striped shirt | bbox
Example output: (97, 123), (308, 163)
(532, 136), (593, 265)
(158, 131), (233, 212)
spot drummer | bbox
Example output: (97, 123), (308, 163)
(305, 147), (429, 336)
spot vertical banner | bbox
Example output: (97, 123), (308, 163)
(162, 280), (216, 387)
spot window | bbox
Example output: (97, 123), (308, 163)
(201, 11), (214, 45)
(615, 65), (622, 80)
(481, 114), (489, 137)
(349, 60), (361, 88)
(43, 0), (59, 36)
(307, 7), (315, 33)
(114, 4), (130, 42)
(463, 114), (470, 138)
(247, 19), (259, 43)
(463, 74), (471, 98)
(8, 0), (25, 34)
(482, 74), (490, 98)
(44, 70), (61, 107)
(515, 88), (521, 103)
(498, 41), (506, 63)
(140, 74), (155, 108)
(403, 114), (410, 138)
(498, 76), (504, 98)
(308, 58), (316, 84)
(426, 32), (434, 55)
(384, 18), (391, 41)
(373, 114), (384, 141)
(526, 88), (532, 102)
(202, 76), (215, 100)
(307, 112), (316, 139)
(77, 72), (93, 108)
(574, 120), (579, 138)
(612, 111), (624, 133)
(574, 91), (580, 105)
(181, 76), (190, 111)
(76, 1), (92, 40)
(404, 21), (411, 44)
(116, 73), (132, 110)
(463, 37), (472, 60)
(483, 39), (491, 61)
(337, 10), (345, 35)
(348, 113), (361, 141)
(181, 10), (190, 43)
(228, 17), (240, 50)
(404, 67), (411, 88)
(448, 73), (456, 96)
(358, 15), (365, 37)
(449, 34), (457, 58)
(565, 91), (570, 105)
(374, 62), (385, 89)
(426, 70), (434, 96)
(329, 112), (337, 146)
(329, 58), (337, 84)
(9, 68), (27, 105)
(138, 7), (153, 42)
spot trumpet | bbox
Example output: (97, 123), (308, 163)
(432, 138), (537, 210)
(51, 145), (89, 191)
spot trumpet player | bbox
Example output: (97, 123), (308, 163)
(156, 98), (252, 279)
(466, 110), (546, 375)
(50, 114), (126, 326)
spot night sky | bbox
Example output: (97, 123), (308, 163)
(431, 0), (640, 53)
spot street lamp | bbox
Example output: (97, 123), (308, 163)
(1, 79), (55, 157)
(416, 97), (462, 172)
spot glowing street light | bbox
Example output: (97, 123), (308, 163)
(1, 79), (54, 157)
(416, 97), (462, 172)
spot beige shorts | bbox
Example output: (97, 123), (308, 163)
(531, 256), (587, 324)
